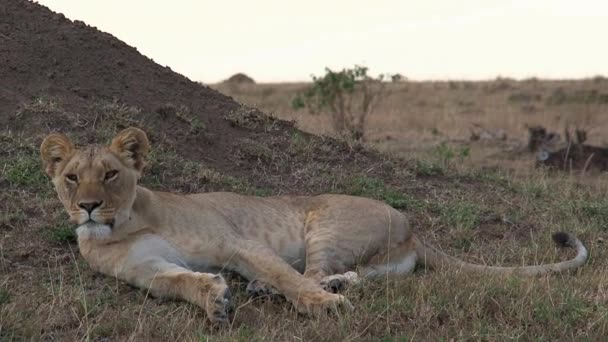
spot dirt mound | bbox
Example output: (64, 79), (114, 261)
(2, 0), (252, 163)
(0, 1), (236, 118)
(224, 73), (256, 84)
(0, 0), (393, 183)
(0, 0), (421, 199)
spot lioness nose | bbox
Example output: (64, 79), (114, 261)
(78, 201), (103, 213)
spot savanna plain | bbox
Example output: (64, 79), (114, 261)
(3, 77), (608, 341)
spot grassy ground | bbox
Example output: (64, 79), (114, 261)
(2, 80), (608, 340)
(215, 78), (608, 171)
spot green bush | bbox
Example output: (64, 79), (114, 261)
(293, 65), (400, 141)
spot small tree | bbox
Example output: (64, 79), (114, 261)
(292, 65), (401, 141)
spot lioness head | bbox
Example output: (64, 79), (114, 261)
(40, 127), (150, 228)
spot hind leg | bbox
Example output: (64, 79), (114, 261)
(314, 240), (419, 292)
(246, 232), (361, 297)
(245, 235), (354, 298)
(248, 201), (413, 295)
(359, 237), (418, 277)
(302, 209), (414, 292)
(302, 236), (362, 293)
(301, 219), (373, 293)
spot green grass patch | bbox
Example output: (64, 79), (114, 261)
(0, 289), (10, 306)
(440, 201), (482, 231)
(49, 222), (77, 243)
(433, 142), (470, 168)
(336, 175), (422, 210)
(413, 160), (444, 177)
(579, 199), (608, 228)
(5, 157), (48, 188)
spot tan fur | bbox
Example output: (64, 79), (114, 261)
(40, 128), (589, 323)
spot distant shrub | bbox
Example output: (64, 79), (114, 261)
(224, 73), (255, 84)
(508, 92), (542, 103)
(546, 88), (608, 105)
(434, 142), (470, 168)
(485, 77), (514, 93)
(292, 65), (400, 141)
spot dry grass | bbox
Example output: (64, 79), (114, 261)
(214, 78), (608, 172)
(3, 80), (608, 340)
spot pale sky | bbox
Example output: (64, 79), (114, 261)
(38, 0), (608, 83)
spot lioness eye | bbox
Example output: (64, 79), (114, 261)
(66, 174), (78, 182)
(105, 170), (118, 180)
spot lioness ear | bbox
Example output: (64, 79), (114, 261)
(40, 133), (75, 177)
(110, 127), (150, 173)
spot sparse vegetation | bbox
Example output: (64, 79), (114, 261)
(17, 95), (61, 114)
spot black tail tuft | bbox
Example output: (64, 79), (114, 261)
(552, 232), (574, 248)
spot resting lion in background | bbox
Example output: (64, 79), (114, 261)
(40, 127), (588, 323)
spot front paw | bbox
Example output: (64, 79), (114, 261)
(292, 291), (353, 315)
(204, 275), (233, 324)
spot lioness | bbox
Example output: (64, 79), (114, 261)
(40, 127), (588, 323)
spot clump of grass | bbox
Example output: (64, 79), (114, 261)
(92, 100), (144, 140)
(1, 132), (53, 195)
(50, 222), (77, 243)
(156, 104), (206, 135)
(433, 142), (470, 169)
(288, 131), (317, 156)
(412, 160), (444, 177)
(175, 105), (206, 134)
(18, 96), (61, 114)
(239, 139), (275, 162)
(440, 201), (483, 231)
(197, 168), (272, 196)
(578, 199), (608, 228)
(224, 106), (280, 132)
(0, 289), (10, 306)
